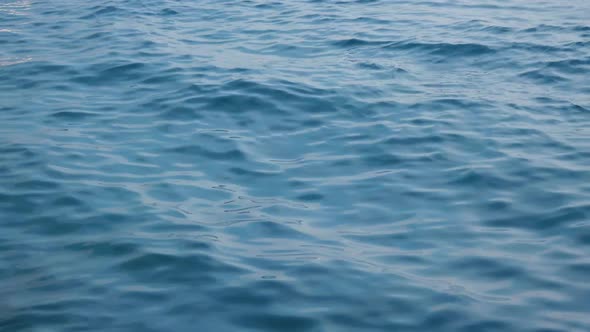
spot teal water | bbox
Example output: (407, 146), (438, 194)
(1, 0), (590, 331)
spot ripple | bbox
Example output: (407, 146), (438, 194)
(384, 41), (496, 57)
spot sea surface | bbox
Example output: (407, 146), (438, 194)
(1, 0), (590, 331)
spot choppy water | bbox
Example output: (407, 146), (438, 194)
(1, 0), (590, 331)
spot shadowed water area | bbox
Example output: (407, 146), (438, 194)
(1, 0), (590, 331)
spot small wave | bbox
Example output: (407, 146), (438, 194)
(0, 56), (31, 67)
(383, 41), (496, 57)
(519, 69), (568, 84)
(79, 5), (123, 19)
(331, 38), (391, 48)
(167, 145), (247, 161)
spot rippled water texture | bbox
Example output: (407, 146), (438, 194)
(1, 0), (590, 331)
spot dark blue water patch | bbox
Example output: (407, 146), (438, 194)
(519, 69), (569, 84)
(383, 41), (496, 57)
(544, 57), (590, 74)
(79, 5), (125, 20)
(332, 38), (392, 48)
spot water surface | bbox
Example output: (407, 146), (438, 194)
(1, 0), (590, 331)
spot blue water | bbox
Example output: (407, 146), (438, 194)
(1, 0), (590, 331)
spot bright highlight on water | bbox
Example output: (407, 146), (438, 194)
(1, 0), (589, 331)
